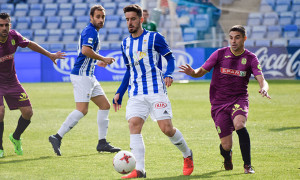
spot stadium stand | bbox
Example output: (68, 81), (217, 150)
(33, 29), (48, 43)
(0, 4), (14, 15)
(73, 3), (88, 16)
(44, 4), (58, 17)
(46, 16), (61, 30)
(15, 17), (31, 29)
(58, 3), (73, 17)
(14, 4), (28, 17)
(49, 43), (64, 52)
(28, 4), (43, 17)
(288, 38), (300, 46)
(31, 16), (46, 29)
(61, 16), (75, 29)
(62, 29), (78, 42)
(48, 29), (62, 43)
(65, 43), (78, 52)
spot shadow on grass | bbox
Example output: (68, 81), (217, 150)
(148, 170), (242, 179)
(269, 126), (300, 132)
(0, 156), (53, 164)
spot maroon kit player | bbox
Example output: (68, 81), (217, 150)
(179, 25), (271, 174)
(0, 13), (65, 157)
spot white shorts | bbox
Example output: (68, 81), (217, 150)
(126, 94), (173, 121)
(70, 74), (105, 102)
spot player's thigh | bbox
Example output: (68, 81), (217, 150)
(128, 117), (144, 134)
(70, 74), (93, 102)
(231, 99), (249, 130)
(126, 95), (150, 121)
(211, 105), (234, 139)
(147, 94), (173, 121)
(3, 84), (31, 111)
(91, 95), (110, 110)
(157, 119), (175, 137)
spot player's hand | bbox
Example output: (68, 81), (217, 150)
(103, 57), (115, 65)
(259, 88), (271, 99)
(97, 61), (107, 67)
(113, 94), (122, 112)
(178, 64), (195, 76)
(164, 77), (173, 87)
(50, 51), (66, 65)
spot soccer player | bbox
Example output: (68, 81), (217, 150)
(0, 12), (66, 157)
(113, 4), (194, 178)
(142, 9), (157, 32)
(179, 25), (271, 174)
(49, 5), (120, 156)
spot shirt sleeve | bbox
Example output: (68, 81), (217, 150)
(154, 32), (172, 56)
(201, 49), (219, 72)
(82, 29), (97, 48)
(250, 54), (263, 77)
(14, 30), (29, 48)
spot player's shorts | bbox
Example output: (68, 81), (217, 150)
(126, 93), (173, 121)
(0, 83), (31, 110)
(211, 98), (249, 138)
(70, 74), (105, 102)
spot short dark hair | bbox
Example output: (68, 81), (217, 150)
(123, 4), (143, 17)
(0, 12), (10, 22)
(90, 5), (105, 17)
(229, 25), (246, 37)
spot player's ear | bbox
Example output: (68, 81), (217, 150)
(141, 16), (144, 23)
(244, 35), (247, 41)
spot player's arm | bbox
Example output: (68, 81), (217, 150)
(27, 41), (66, 65)
(179, 64), (208, 78)
(81, 46), (114, 65)
(164, 53), (175, 87)
(113, 67), (130, 112)
(255, 75), (271, 99)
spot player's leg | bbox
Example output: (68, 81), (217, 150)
(91, 94), (120, 152)
(157, 119), (194, 176)
(122, 117), (146, 179)
(0, 105), (4, 157)
(220, 134), (233, 170)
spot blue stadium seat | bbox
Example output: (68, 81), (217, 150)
(255, 39), (271, 46)
(267, 25), (282, 39)
(70, 0), (84, 3)
(105, 15), (120, 28)
(14, 4), (29, 17)
(56, 0), (69, 3)
(119, 16), (127, 28)
(19, 29), (34, 40)
(61, 16), (75, 29)
(18, 46), (32, 52)
(73, 3), (88, 16)
(245, 39), (255, 47)
(27, 0), (40, 3)
(48, 29), (62, 42)
(278, 11), (294, 25)
(288, 38), (300, 46)
(116, 7), (125, 16)
(183, 27), (198, 41)
(121, 28), (130, 40)
(291, 0), (300, 11)
(275, 0), (291, 12)
(15, 17), (31, 30)
(262, 12), (278, 26)
(251, 25), (267, 39)
(101, 42), (110, 50)
(75, 16), (89, 29)
(50, 44), (65, 52)
(31, 16), (46, 29)
(0, 4), (14, 16)
(283, 24), (298, 38)
(34, 29), (48, 43)
(46, 16), (61, 29)
(244, 26), (252, 38)
(295, 12), (300, 25)
(29, 4), (43, 16)
(99, 28), (107, 41)
(39, 43), (50, 51)
(62, 29), (78, 42)
(44, 4), (58, 16)
(247, 12), (263, 26)
(10, 16), (16, 29)
(260, 0), (275, 12)
(41, 0), (55, 3)
(107, 28), (122, 41)
(194, 14), (209, 31)
(58, 3), (73, 16)
(103, 2), (117, 15)
(65, 43), (78, 51)
(272, 38), (287, 46)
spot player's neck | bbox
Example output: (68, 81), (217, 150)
(131, 28), (144, 38)
(0, 36), (8, 43)
(230, 47), (245, 56)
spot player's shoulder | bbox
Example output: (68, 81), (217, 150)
(82, 24), (97, 36)
(244, 48), (258, 59)
(9, 29), (20, 37)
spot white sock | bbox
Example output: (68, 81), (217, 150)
(97, 109), (109, 140)
(130, 134), (145, 173)
(57, 110), (84, 138)
(169, 128), (191, 158)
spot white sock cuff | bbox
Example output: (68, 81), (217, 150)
(169, 128), (183, 143)
(73, 109), (85, 119)
(97, 109), (109, 120)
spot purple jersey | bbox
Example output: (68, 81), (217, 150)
(202, 47), (263, 105)
(0, 29), (29, 85)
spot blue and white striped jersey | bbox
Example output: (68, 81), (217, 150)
(121, 29), (172, 97)
(71, 23), (100, 76)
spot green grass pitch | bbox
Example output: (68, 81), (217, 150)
(1, 80), (299, 179)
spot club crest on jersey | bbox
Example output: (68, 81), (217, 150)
(11, 39), (15, 46)
(155, 102), (167, 109)
(19, 93), (28, 101)
(232, 104), (247, 116)
(221, 67), (246, 77)
(216, 126), (221, 134)
(224, 55), (231, 58)
(88, 38), (93, 44)
(241, 58), (247, 65)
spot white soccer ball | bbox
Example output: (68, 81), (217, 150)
(113, 150), (136, 174)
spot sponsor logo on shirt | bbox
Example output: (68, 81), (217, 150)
(241, 58), (247, 65)
(220, 67), (246, 77)
(0, 53), (14, 63)
(19, 93), (29, 101)
(154, 102), (167, 109)
(231, 104), (247, 116)
(88, 38), (93, 44)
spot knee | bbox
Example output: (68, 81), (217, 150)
(22, 109), (33, 120)
(221, 142), (232, 151)
(101, 102), (110, 110)
(161, 126), (176, 137)
(0, 107), (4, 122)
(79, 109), (88, 116)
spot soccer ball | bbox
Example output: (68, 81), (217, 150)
(113, 150), (136, 174)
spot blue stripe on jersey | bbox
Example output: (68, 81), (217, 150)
(122, 39), (132, 97)
(138, 36), (148, 95)
(129, 37), (139, 96)
(148, 33), (158, 93)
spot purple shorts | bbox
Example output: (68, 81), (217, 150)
(0, 83), (31, 110)
(211, 99), (249, 138)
